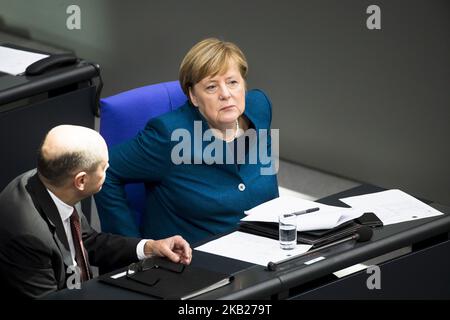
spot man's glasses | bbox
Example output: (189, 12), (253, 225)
(126, 257), (185, 287)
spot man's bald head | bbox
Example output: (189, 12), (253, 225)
(37, 125), (108, 187)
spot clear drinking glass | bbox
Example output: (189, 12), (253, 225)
(279, 213), (297, 250)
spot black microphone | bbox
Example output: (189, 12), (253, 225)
(267, 226), (373, 271)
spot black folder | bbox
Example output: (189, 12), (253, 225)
(99, 257), (232, 300)
(239, 219), (362, 248)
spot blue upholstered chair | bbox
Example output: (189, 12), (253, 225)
(99, 81), (187, 227)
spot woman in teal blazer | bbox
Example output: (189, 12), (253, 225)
(95, 38), (279, 244)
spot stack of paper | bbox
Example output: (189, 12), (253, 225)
(196, 189), (444, 266)
(242, 196), (364, 231)
(242, 190), (444, 229)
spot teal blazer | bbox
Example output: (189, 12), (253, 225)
(95, 89), (279, 244)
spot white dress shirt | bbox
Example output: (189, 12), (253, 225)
(47, 190), (149, 267)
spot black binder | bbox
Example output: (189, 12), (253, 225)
(100, 257), (232, 300)
(239, 219), (361, 248)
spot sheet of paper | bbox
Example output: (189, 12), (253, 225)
(241, 196), (363, 231)
(195, 231), (312, 266)
(0, 45), (49, 75)
(340, 189), (443, 225)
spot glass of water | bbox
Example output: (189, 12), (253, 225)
(279, 213), (297, 250)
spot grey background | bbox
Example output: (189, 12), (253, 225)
(1, 0), (449, 204)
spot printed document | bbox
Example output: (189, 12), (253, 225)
(340, 189), (443, 225)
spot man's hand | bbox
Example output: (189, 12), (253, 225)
(144, 235), (192, 265)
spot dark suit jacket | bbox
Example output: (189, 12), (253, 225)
(0, 170), (141, 299)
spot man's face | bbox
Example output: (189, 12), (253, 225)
(84, 145), (109, 196)
(87, 160), (109, 194)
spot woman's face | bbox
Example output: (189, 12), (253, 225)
(189, 61), (245, 129)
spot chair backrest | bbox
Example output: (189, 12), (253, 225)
(99, 81), (187, 221)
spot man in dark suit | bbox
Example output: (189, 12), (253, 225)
(0, 125), (192, 298)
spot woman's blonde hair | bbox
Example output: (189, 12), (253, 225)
(179, 38), (248, 100)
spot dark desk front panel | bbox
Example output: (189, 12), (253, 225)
(0, 85), (95, 191)
(292, 238), (450, 299)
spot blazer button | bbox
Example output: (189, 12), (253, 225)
(238, 183), (246, 191)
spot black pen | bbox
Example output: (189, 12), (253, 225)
(292, 207), (320, 216)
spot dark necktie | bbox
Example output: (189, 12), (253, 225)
(70, 208), (91, 282)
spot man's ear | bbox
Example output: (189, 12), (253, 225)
(74, 172), (87, 191)
(188, 87), (198, 107)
